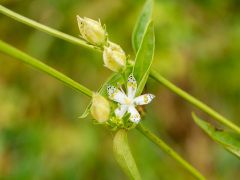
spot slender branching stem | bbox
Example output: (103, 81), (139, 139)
(0, 5), (100, 53)
(136, 123), (207, 180)
(1, 5), (238, 133)
(0, 5), (239, 179)
(0, 40), (206, 180)
(0, 40), (93, 98)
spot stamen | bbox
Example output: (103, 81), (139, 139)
(124, 98), (131, 105)
(117, 82), (125, 93)
(118, 104), (121, 110)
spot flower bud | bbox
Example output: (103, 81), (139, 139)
(91, 93), (110, 123)
(103, 43), (126, 73)
(77, 16), (106, 45)
(108, 41), (124, 53)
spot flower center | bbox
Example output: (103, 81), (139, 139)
(124, 98), (132, 105)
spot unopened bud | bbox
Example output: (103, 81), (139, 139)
(77, 16), (106, 45)
(91, 93), (110, 123)
(103, 43), (126, 73)
(108, 41), (124, 53)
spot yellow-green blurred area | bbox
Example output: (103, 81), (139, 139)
(0, 0), (240, 179)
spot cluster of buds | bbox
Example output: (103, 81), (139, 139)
(77, 16), (126, 73)
(77, 16), (150, 125)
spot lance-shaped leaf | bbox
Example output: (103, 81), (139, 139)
(79, 73), (123, 118)
(192, 113), (240, 158)
(133, 20), (155, 96)
(113, 129), (141, 180)
(132, 0), (153, 53)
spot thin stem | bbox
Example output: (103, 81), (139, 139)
(136, 123), (206, 180)
(0, 40), (93, 98)
(0, 5), (101, 53)
(150, 69), (240, 133)
(1, 5), (239, 132)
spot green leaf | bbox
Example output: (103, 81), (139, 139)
(132, 0), (153, 53)
(113, 129), (141, 180)
(79, 73), (123, 118)
(133, 20), (155, 96)
(192, 113), (240, 158)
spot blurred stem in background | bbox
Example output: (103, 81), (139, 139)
(0, 5), (99, 52)
(150, 70), (240, 133)
(0, 40), (93, 98)
(1, 5), (238, 133)
(0, 39), (206, 180)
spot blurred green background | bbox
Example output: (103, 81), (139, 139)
(0, 0), (240, 179)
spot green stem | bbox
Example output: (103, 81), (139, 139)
(1, 5), (239, 132)
(0, 5), (100, 53)
(150, 69), (240, 133)
(136, 123), (206, 180)
(0, 40), (93, 98)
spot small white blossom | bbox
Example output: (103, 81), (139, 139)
(106, 73), (155, 124)
(77, 16), (106, 45)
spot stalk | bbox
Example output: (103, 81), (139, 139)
(0, 40), (93, 98)
(150, 69), (240, 133)
(136, 123), (207, 180)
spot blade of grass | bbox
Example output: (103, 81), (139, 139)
(150, 69), (240, 133)
(0, 40), (93, 98)
(136, 123), (206, 180)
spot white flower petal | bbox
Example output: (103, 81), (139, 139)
(115, 105), (128, 119)
(133, 94), (155, 105)
(128, 105), (141, 124)
(106, 84), (127, 104)
(127, 73), (137, 100)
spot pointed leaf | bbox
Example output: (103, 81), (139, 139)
(133, 20), (155, 96)
(132, 0), (153, 53)
(193, 113), (240, 158)
(79, 103), (92, 118)
(79, 73), (123, 118)
(113, 129), (141, 180)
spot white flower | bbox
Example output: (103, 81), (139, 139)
(106, 73), (155, 124)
